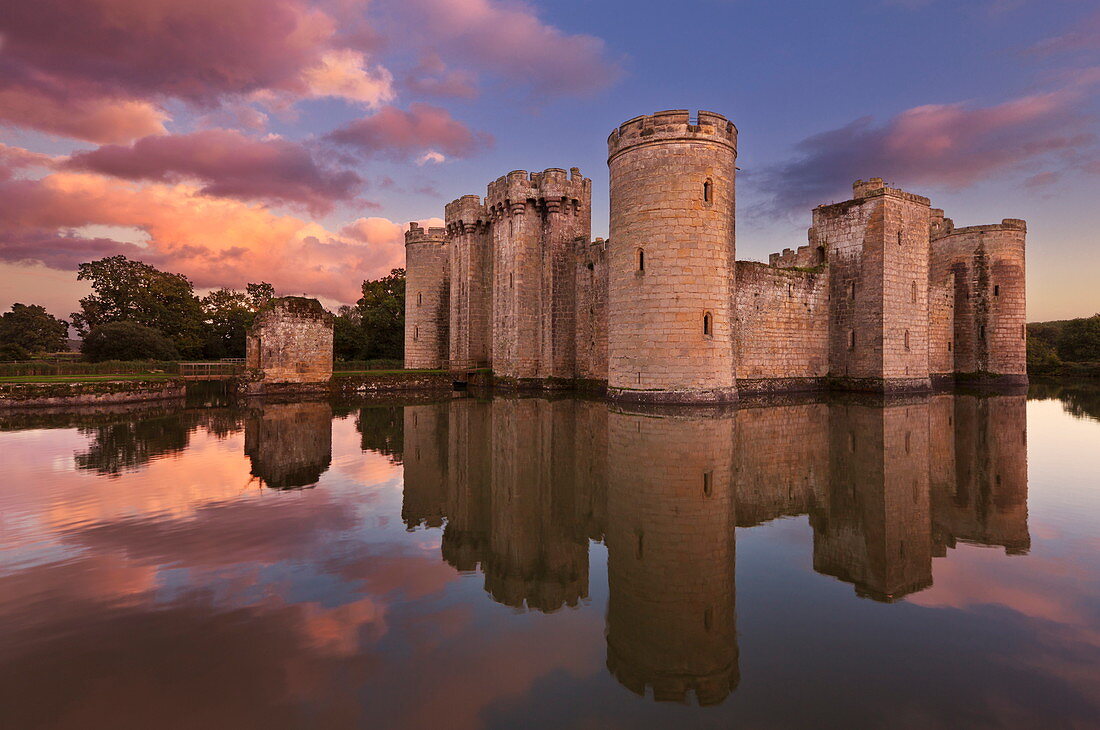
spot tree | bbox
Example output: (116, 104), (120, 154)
(81, 322), (180, 362)
(246, 282), (276, 309)
(71, 256), (205, 357)
(333, 305), (368, 361)
(1026, 336), (1061, 375)
(0, 343), (31, 362)
(201, 288), (253, 359)
(1057, 314), (1100, 363)
(356, 268), (405, 360)
(0, 303), (69, 355)
(201, 282), (277, 359)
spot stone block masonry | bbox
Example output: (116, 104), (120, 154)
(246, 297), (333, 392)
(404, 111), (1026, 402)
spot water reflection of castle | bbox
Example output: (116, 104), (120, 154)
(400, 393), (1028, 706)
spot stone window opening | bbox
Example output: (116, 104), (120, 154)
(509, 272), (514, 288)
(897, 231), (903, 246)
(980, 325), (986, 340)
(816, 246), (826, 264)
(948, 340), (953, 352)
(636, 248), (645, 273)
(703, 471), (713, 498)
(703, 312), (713, 337)
(417, 291), (422, 306)
(905, 431), (911, 454)
(413, 326), (419, 341)
(703, 179), (713, 203)
(911, 281), (917, 304)
(849, 281), (856, 299)
(848, 329), (856, 350)
(788, 284), (793, 298)
(904, 329), (911, 351)
(994, 284), (1000, 296)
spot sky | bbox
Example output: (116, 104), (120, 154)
(0, 0), (1097, 322)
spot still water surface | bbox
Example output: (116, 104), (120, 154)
(2, 384), (1100, 729)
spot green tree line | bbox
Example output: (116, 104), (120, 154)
(0, 255), (407, 363)
(1027, 314), (1100, 376)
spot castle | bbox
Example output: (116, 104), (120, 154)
(405, 109), (1026, 403)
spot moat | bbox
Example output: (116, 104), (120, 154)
(2, 383), (1099, 728)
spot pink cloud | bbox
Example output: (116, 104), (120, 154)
(327, 103), (491, 160)
(64, 130), (363, 214)
(756, 87), (1098, 212)
(403, 54), (479, 99)
(382, 0), (622, 97)
(0, 0), (334, 106)
(0, 168), (430, 303)
(0, 84), (169, 144)
(1025, 10), (1100, 57)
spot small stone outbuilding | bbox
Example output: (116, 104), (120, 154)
(245, 297), (334, 387)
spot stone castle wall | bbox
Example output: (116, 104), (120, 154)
(575, 238), (609, 382)
(405, 111), (1026, 400)
(733, 262), (829, 389)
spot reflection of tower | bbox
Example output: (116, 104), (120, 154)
(606, 408), (738, 705)
(812, 400), (932, 601)
(401, 403), (449, 530)
(244, 401), (333, 489)
(441, 399), (492, 572)
(484, 398), (589, 612)
(933, 394), (1029, 554)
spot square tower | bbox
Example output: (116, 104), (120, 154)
(814, 179), (932, 392)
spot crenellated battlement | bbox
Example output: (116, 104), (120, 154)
(404, 221), (447, 245)
(933, 218), (1027, 241)
(846, 177), (931, 206)
(444, 194), (488, 234)
(607, 109), (737, 161)
(484, 166), (591, 216)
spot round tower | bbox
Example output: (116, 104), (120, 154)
(606, 110), (738, 403)
(404, 222), (450, 369)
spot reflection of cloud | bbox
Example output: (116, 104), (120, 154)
(912, 546), (1094, 627)
(64, 497), (357, 569)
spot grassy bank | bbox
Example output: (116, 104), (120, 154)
(0, 374), (181, 384)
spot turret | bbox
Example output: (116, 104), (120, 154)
(606, 110), (739, 403)
(930, 218), (1027, 383)
(404, 223), (450, 369)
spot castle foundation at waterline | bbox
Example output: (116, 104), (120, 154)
(405, 110), (1027, 403)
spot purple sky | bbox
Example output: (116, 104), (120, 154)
(0, 0), (1097, 320)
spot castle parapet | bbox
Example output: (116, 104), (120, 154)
(484, 167), (591, 215)
(405, 221), (447, 245)
(607, 109), (737, 161)
(444, 194), (487, 234)
(847, 178), (931, 207)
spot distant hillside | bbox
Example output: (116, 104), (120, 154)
(1027, 315), (1100, 376)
